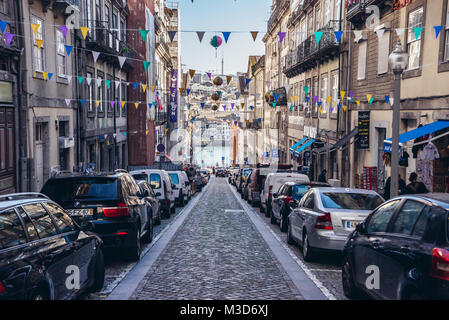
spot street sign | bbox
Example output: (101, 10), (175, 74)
(157, 144), (165, 152)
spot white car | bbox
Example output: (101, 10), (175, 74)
(179, 171), (192, 201)
(130, 169), (175, 218)
(260, 172), (310, 217)
(168, 171), (189, 206)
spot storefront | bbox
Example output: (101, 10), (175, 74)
(0, 79), (16, 194)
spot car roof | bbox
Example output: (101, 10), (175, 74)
(313, 187), (381, 195)
(0, 193), (52, 211)
(390, 194), (449, 210)
(47, 172), (122, 179)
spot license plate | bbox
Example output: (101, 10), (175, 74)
(345, 220), (360, 229)
(66, 209), (93, 216)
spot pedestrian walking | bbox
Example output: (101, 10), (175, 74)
(406, 172), (429, 194)
(318, 169), (327, 183)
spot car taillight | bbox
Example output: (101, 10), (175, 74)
(268, 186), (273, 197)
(0, 281), (5, 294)
(430, 248), (449, 281)
(102, 202), (129, 218)
(315, 212), (333, 230)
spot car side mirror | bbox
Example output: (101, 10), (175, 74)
(273, 193), (278, 198)
(155, 192), (162, 197)
(356, 222), (366, 234)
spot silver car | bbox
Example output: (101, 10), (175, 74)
(287, 187), (384, 261)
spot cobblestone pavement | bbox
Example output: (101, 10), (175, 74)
(130, 177), (302, 300)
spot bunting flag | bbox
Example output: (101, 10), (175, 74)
(105, 80), (111, 88)
(31, 23), (40, 37)
(60, 25), (69, 39)
(314, 31), (323, 44)
(340, 91), (346, 99)
(249, 105), (254, 110)
(86, 77), (92, 86)
(278, 32), (286, 43)
(196, 31), (205, 42)
(168, 31), (177, 42)
(150, 85), (156, 93)
(434, 25), (444, 38)
(413, 27), (423, 40)
(290, 105), (294, 112)
(395, 28), (405, 37)
(369, 97), (374, 105)
(207, 72), (212, 80)
(186, 89), (191, 95)
(385, 96), (390, 104)
(250, 31), (258, 41)
(64, 45), (73, 56)
(146, 130), (149, 135)
(0, 20), (7, 33)
(201, 102), (205, 109)
(222, 32), (231, 43)
(375, 29), (385, 41)
(258, 118), (262, 123)
(134, 102), (139, 109)
(80, 99), (86, 107)
(343, 105), (348, 112)
(304, 86), (309, 95)
(349, 91), (354, 101)
(139, 30), (149, 42)
(272, 102), (276, 108)
(36, 39), (44, 50)
(245, 78), (251, 87)
(334, 31), (343, 43)
(111, 101), (115, 108)
(96, 100), (100, 107)
(366, 94), (373, 103)
(284, 84), (290, 94)
(390, 98), (394, 106)
(121, 101), (126, 108)
(231, 102), (235, 109)
(189, 69), (195, 79)
(96, 78), (101, 87)
(118, 56), (126, 69)
(241, 103), (245, 109)
(327, 96), (332, 104)
(143, 61), (151, 72)
(353, 30), (363, 42)
(147, 103), (152, 110)
(356, 100), (361, 107)
(5, 33), (14, 45)
(141, 84), (147, 92)
(78, 76), (84, 85)
(274, 94), (280, 102)
(65, 99), (71, 107)
(216, 91), (222, 97)
(226, 75), (232, 85)
(313, 96), (318, 104)
(92, 51), (100, 63)
(80, 27), (90, 40)
(48, 73), (53, 80)
(133, 82), (138, 90)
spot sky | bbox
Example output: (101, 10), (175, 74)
(178, 0), (272, 76)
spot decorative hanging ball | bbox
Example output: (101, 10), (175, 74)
(213, 76), (223, 86)
(211, 93), (220, 101)
(212, 105), (218, 111)
(210, 35), (223, 49)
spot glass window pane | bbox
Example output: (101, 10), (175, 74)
(391, 200), (426, 235)
(412, 206), (431, 238)
(0, 209), (27, 249)
(320, 192), (384, 210)
(44, 202), (75, 233)
(22, 203), (58, 239)
(16, 207), (39, 241)
(149, 174), (161, 189)
(366, 200), (400, 233)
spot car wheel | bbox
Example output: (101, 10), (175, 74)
(280, 214), (288, 232)
(141, 213), (153, 244)
(342, 256), (363, 299)
(287, 223), (295, 245)
(128, 227), (141, 262)
(302, 232), (315, 262)
(88, 249), (105, 293)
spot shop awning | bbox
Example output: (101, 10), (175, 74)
(384, 121), (449, 153)
(294, 138), (315, 157)
(314, 127), (359, 154)
(289, 138), (308, 154)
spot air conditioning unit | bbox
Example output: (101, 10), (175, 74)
(59, 137), (74, 149)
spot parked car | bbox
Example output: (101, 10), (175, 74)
(260, 172), (310, 218)
(271, 181), (330, 232)
(216, 168), (227, 177)
(130, 169), (175, 218)
(41, 172), (154, 261)
(137, 180), (162, 225)
(342, 193), (449, 300)
(287, 187), (384, 261)
(0, 193), (105, 299)
(179, 170), (192, 201)
(168, 171), (188, 207)
(237, 168), (253, 193)
(199, 170), (210, 184)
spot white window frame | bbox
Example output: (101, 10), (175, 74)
(320, 73), (328, 114)
(377, 29), (390, 75)
(357, 41), (367, 81)
(87, 71), (93, 112)
(331, 71), (338, 114)
(445, 2), (449, 61)
(406, 7), (424, 70)
(56, 27), (66, 75)
(31, 15), (45, 72)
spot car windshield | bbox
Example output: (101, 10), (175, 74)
(149, 174), (161, 189)
(132, 174), (148, 182)
(243, 169), (251, 177)
(169, 173), (180, 184)
(41, 178), (117, 202)
(320, 192), (384, 210)
(293, 185), (311, 198)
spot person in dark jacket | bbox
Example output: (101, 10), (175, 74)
(406, 172), (429, 194)
(383, 175), (407, 200)
(318, 169), (327, 183)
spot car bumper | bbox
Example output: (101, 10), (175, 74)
(309, 229), (348, 251)
(92, 220), (137, 249)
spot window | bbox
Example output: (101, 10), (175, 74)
(324, 0), (331, 27)
(149, 174), (162, 189)
(41, 178), (118, 202)
(56, 27), (66, 75)
(411, 206), (431, 238)
(0, 209), (27, 249)
(44, 203), (75, 233)
(16, 207), (39, 241)
(112, 11), (118, 50)
(315, 5), (321, 30)
(120, 19), (125, 43)
(97, 73), (104, 113)
(357, 41), (367, 80)
(104, 3), (110, 45)
(107, 75), (113, 114)
(445, 2), (449, 61)
(366, 200), (400, 233)
(87, 72), (93, 112)
(331, 71), (338, 113)
(320, 192), (384, 210)
(377, 30), (390, 75)
(0, 0), (7, 14)
(334, 0), (341, 21)
(302, 193), (315, 209)
(31, 15), (44, 72)
(313, 77), (318, 113)
(169, 173), (179, 185)
(22, 203), (58, 239)
(391, 200), (426, 236)
(320, 73), (328, 114)
(407, 7), (423, 70)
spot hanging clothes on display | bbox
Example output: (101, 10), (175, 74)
(399, 151), (410, 167)
(420, 141), (440, 161)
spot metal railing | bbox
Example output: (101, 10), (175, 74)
(267, 0), (290, 31)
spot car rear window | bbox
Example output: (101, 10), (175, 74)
(293, 185), (311, 197)
(243, 169), (251, 176)
(149, 174), (161, 189)
(132, 174), (148, 182)
(169, 173), (179, 184)
(320, 192), (384, 210)
(42, 178), (118, 202)
(0, 209), (27, 249)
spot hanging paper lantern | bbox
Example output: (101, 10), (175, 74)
(211, 104), (218, 111)
(211, 93), (220, 101)
(213, 76), (223, 86)
(210, 35), (223, 49)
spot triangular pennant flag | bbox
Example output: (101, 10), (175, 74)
(349, 91), (354, 101)
(366, 94), (372, 103)
(314, 31), (323, 44)
(306, 96), (310, 103)
(96, 100), (100, 107)
(313, 96), (318, 104)
(343, 105), (347, 111)
(304, 86), (309, 95)
(353, 30), (363, 42)
(80, 27), (90, 40)
(131, 82), (137, 90)
(48, 73), (53, 80)
(284, 84), (291, 93)
(36, 39), (44, 50)
(64, 44), (72, 56)
(0, 20), (7, 33)
(134, 102), (139, 109)
(78, 76), (84, 85)
(274, 94), (280, 102)
(375, 29), (385, 41)
(60, 25), (69, 39)
(31, 23), (40, 37)
(148, 103), (152, 110)
(111, 101), (115, 108)
(118, 56), (126, 69)
(226, 75), (232, 85)
(115, 80), (120, 90)
(141, 84), (147, 92)
(390, 98), (394, 106)
(317, 101), (322, 107)
(139, 30), (149, 42)
(96, 78), (102, 87)
(189, 69), (195, 79)
(395, 28), (404, 37)
(196, 31), (205, 43)
(278, 32), (286, 43)
(146, 130), (149, 135)
(385, 96), (390, 104)
(168, 31), (177, 42)
(201, 102), (205, 109)
(434, 26), (444, 39)
(65, 99), (71, 107)
(241, 103), (245, 109)
(340, 91), (346, 99)
(207, 72), (212, 80)
(334, 31), (343, 43)
(121, 101), (126, 108)
(186, 89), (191, 95)
(222, 32), (231, 43)
(150, 85), (156, 93)
(143, 61), (151, 72)
(413, 27), (423, 40)
(105, 80), (110, 88)
(245, 78), (251, 87)
(92, 51), (100, 62)
(356, 100), (361, 107)
(369, 97), (374, 105)
(216, 90), (222, 97)
(250, 31), (258, 41)
(4, 33), (14, 45)
(80, 99), (86, 107)
(327, 96), (332, 104)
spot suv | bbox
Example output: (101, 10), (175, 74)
(0, 193), (105, 300)
(41, 172), (154, 261)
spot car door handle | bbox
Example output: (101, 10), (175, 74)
(400, 246), (410, 254)
(372, 241), (384, 250)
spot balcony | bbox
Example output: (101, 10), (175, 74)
(284, 21), (340, 78)
(156, 35), (170, 59)
(86, 22), (126, 60)
(346, 0), (392, 26)
(267, 0), (290, 33)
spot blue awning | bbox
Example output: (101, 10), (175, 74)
(384, 121), (449, 153)
(289, 138), (308, 154)
(294, 139), (315, 157)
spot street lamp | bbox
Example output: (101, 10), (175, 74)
(388, 40), (408, 199)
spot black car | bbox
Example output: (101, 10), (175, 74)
(342, 193), (449, 300)
(216, 168), (226, 177)
(0, 193), (104, 300)
(137, 180), (162, 225)
(41, 172), (153, 261)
